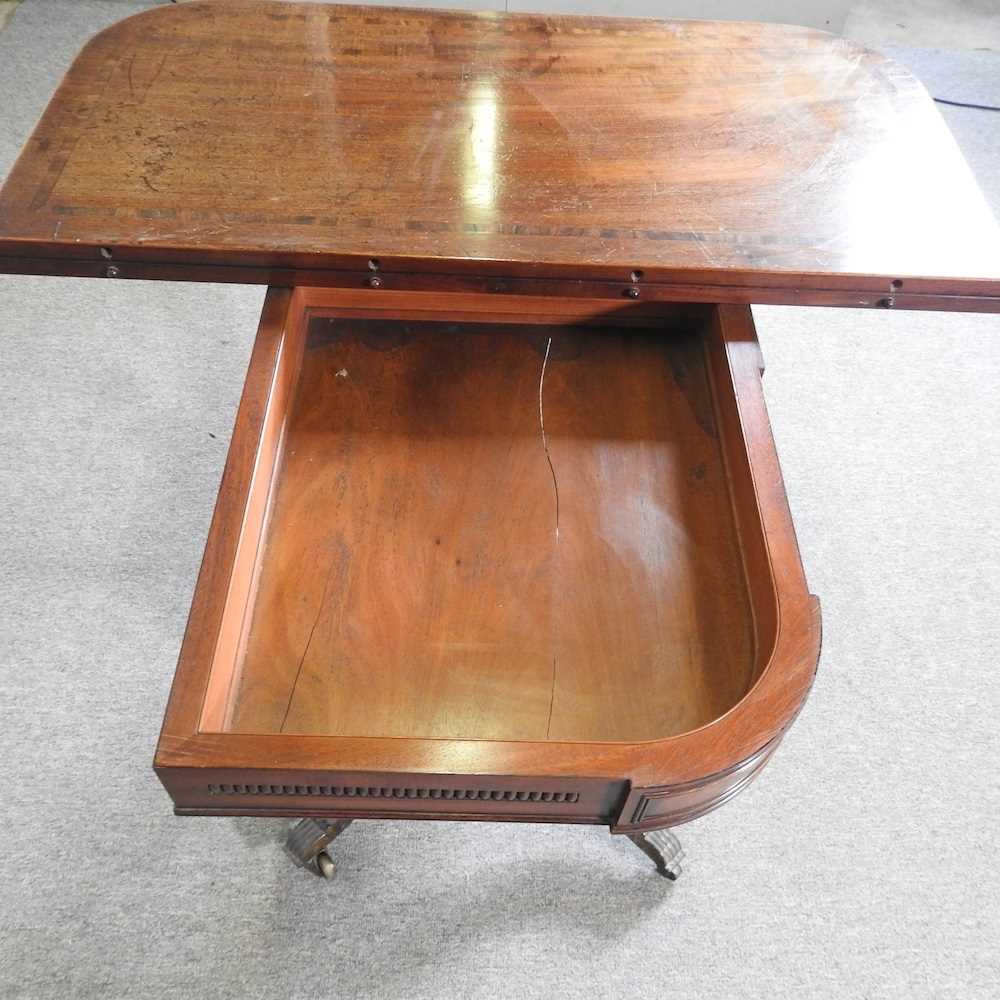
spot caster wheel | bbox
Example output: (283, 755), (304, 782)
(316, 851), (336, 880)
(284, 818), (353, 880)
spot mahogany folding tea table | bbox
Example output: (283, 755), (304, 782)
(2, 1), (998, 882)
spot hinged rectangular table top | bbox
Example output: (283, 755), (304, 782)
(1, 1), (999, 310)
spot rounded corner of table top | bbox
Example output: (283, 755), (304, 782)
(0, 2), (999, 310)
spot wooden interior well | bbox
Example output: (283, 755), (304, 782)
(199, 297), (759, 743)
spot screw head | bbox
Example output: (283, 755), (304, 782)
(105, 265), (120, 278)
(623, 286), (640, 299)
(368, 275), (383, 288)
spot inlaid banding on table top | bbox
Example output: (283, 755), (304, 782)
(206, 784), (581, 804)
(2, 1), (999, 306)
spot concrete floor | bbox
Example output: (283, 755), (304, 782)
(2, 0), (998, 45)
(845, 0), (1000, 48)
(0, 0), (20, 31)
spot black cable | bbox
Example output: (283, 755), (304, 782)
(934, 96), (1000, 112)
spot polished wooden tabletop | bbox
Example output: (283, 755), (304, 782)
(1, 1), (998, 309)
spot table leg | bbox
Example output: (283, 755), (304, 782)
(284, 818), (354, 879)
(284, 819), (682, 880)
(626, 828), (685, 880)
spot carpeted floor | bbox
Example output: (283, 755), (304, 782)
(1, 3), (998, 999)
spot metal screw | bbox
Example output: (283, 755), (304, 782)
(623, 286), (640, 299)
(877, 295), (894, 308)
(368, 275), (382, 288)
(105, 265), (120, 278)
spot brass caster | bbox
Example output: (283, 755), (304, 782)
(284, 818), (353, 879)
(315, 851), (336, 880)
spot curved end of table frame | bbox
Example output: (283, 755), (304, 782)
(611, 595), (821, 833)
(153, 291), (821, 832)
(610, 304), (823, 831)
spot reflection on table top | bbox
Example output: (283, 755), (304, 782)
(1, 2), (998, 307)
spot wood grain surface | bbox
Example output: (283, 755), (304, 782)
(225, 316), (754, 742)
(2, 1), (998, 308)
(155, 289), (819, 825)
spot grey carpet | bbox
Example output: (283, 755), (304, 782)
(1, 3), (998, 999)
(882, 44), (1000, 211)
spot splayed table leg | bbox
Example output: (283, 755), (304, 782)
(627, 828), (685, 880)
(285, 818), (354, 880)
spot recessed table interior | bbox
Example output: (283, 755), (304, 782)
(1, 1), (998, 883)
(203, 313), (755, 744)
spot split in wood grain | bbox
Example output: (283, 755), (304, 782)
(203, 309), (755, 743)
